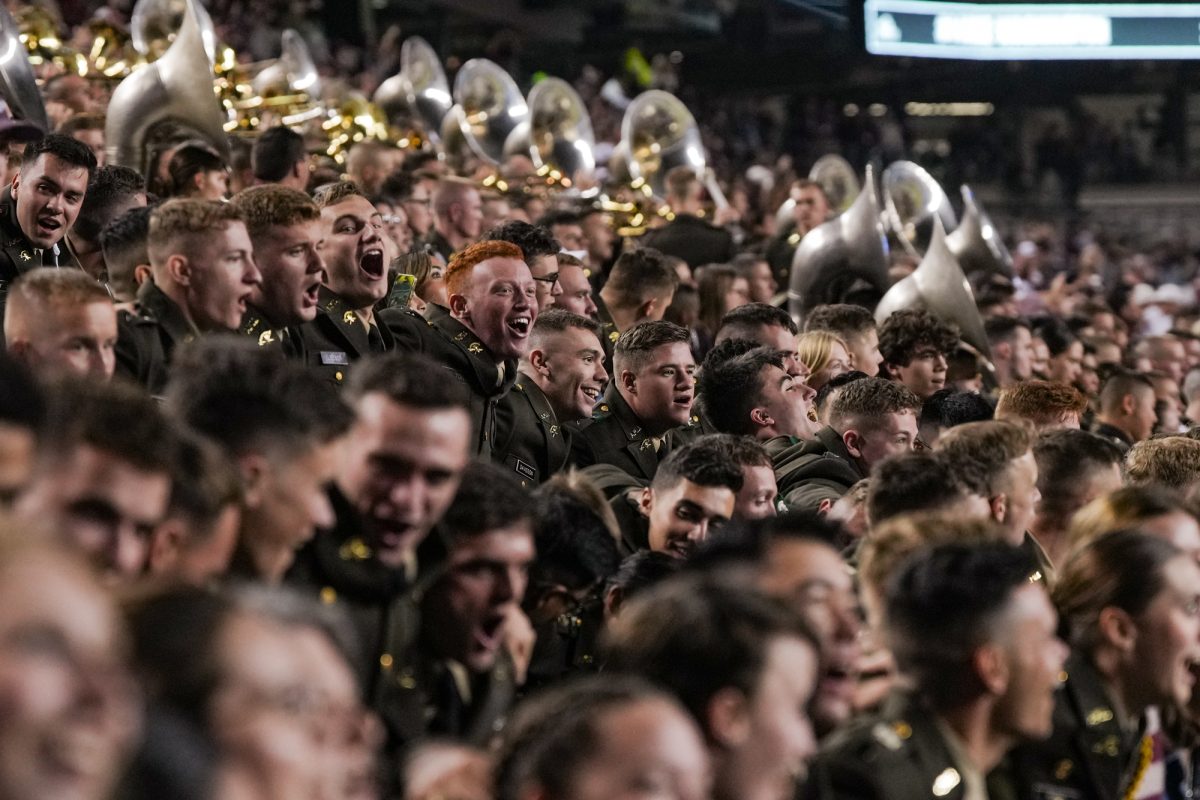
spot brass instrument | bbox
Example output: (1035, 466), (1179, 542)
(0, 3), (50, 132)
(875, 215), (991, 358)
(502, 76), (595, 189)
(321, 94), (390, 164)
(945, 185), (1013, 278)
(130, 0), (216, 62)
(881, 160), (957, 258)
(374, 36), (451, 148)
(788, 164), (890, 325)
(106, 0), (228, 174)
(442, 58), (528, 166)
(620, 89), (706, 201)
(219, 29), (325, 134)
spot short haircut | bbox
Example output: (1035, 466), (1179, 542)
(530, 476), (622, 594)
(1069, 485), (1192, 550)
(56, 112), (105, 136)
(651, 435), (744, 493)
(1033, 429), (1123, 526)
(814, 370), (868, 419)
(432, 176), (478, 216)
(710, 432), (772, 469)
(1099, 369), (1155, 414)
(1055, 530), (1180, 652)
(828, 376), (922, 434)
(312, 180), (363, 209)
(604, 570), (816, 726)
(605, 550), (681, 603)
(886, 542), (1037, 707)
(147, 199), (243, 266)
(7, 267), (110, 312)
(995, 380), (1088, 428)
(697, 346), (783, 436)
(602, 248), (678, 312)
(1126, 436), (1200, 491)
(444, 240), (525, 298)
(936, 420), (1035, 497)
(878, 309), (958, 366)
(495, 675), (679, 800)
(40, 376), (175, 475)
(919, 389), (994, 433)
(1033, 318), (1078, 357)
(556, 252), (584, 269)
(166, 431), (242, 536)
(165, 337), (353, 459)
(100, 204), (154, 301)
(482, 221), (561, 261)
(167, 141), (226, 196)
(73, 165), (144, 242)
(227, 185), (319, 240)
(347, 351), (470, 410)
(663, 164), (700, 201)
(439, 461), (533, 542)
(251, 126), (306, 182)
(613, 320), (691, 376)
(716, 302), (798, 342)
(21, 133), (98, 179)
(536, 209), (582, 229)
(867, 451), (970, 525)
(984, 315), (1030, 344)
(731, 252), (767, 278)
(805, 303), (877, 340)
(530, 308), (601, 348)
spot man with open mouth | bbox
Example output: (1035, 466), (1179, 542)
(296, 182), (394, 388)
(382, 239), (539, 459)
(0, 134), (96, 342)
(228, 185), (327, 356)
(115, 199), (261, 394)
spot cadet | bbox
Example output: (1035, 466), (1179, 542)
(228, 185), (325, 353)
(571, 320), (695, 481)
(4, 267), (118, 380)
(0, 134), (96, 333)
(114, 199), (261, 393)
(594, 248), (678, 366)
(295, 181), (393, 387)
(381, 239), (537, 458)
(804, 542), (1067, 800)
(493, 309), (606, 485)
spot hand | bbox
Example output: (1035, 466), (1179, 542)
(500, 606), (535, 686)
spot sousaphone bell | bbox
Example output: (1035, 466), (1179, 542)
(945, 185), (1013, 278)
(373, 36), (452, 145)
(442, 58), (529, 166)
(881, 160), (957, 258)
(0, 3), (49, 133)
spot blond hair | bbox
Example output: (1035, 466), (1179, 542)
(147, 199), (243, 266)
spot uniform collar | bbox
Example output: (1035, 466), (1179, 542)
(138, 281), (200, 345)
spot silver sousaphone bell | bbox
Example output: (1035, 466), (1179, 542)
(374, 36), (452, 145)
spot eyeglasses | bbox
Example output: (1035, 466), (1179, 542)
(404, 197), (433, 208)
(532, 272), (560, 287)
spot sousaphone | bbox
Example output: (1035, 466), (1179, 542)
(945, 185), (1013, 278)
(130, 0), (216, 62)
(443, 58), (529, 165)
(0, 3), (49, 133)
(881, 160), (957, 258)
(374, 36), (452, 145)
(502, 77), (596, 185)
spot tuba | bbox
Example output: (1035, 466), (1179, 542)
(874, 215), (991, 358)
(442, 58), (528, 166)
(881, 160), (957, 258)
(945, 185), (1013, 278)
(620, 89), (705, 200)
(788, 164), (890, 325)
(373, 36), (451, 146)
(130, 0), (216, 62)
(106, 0), (229, 174)
(0, 3), (49, 133)
(501, 77), (595, 187)
(809, 154), (861, 214)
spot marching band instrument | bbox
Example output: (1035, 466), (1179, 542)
(0, 3), (50, 132)
(881, 160), (957, 258)
(374, 36), (451, 147)
(945, 184), (1014, 278)
(502, 76), (595, 187)
(443, 58), (528, 166)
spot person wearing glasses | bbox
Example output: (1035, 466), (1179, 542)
(482, 221), (563, 312)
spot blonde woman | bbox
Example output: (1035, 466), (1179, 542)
(798, 330), (852, 391)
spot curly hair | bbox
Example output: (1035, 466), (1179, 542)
(877, 309), (958, 367)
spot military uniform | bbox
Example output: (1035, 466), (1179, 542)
(569, 384), (676, 482)
(803, 690), (982, 800)
(114, 281), (198, 394)
(639, 212), (735, 269)
(0, 186), (81, 342)
(998, 652), (1139, 800)
(766, 426), (865, 512)
(380, 305), (517, 459)
(492, 371), (571, 487)
(294, 287), (394, 387)
(423, 229), (456, 265)
(593, 292), (619, 370)
(1092, 422), (1134, 456)
(238, 305), (305, 359)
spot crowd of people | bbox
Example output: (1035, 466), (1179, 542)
(4, 7), (1200, 800)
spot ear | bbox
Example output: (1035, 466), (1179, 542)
(973, 642), (1010, 696)
(842, 429), (864, 459)
(705, 686), (752, 749)
(817, 497), (834, 516)
(620, 369), (638, 397)
(147, 519), (186, 574)
(192, 171), (207, 193)
(10, 169), (19, 193)
(603, 585), (624, 620)
(236, 452), (270, 509)
(1098, 606), (1138, 653)
(994, 341), (1012, 361)
(638, 486), (653, 519)
(166, 253), (190, 286)
(133, 264), (152, 287)
(529, 347), (550, 377)
(989, 493), (1008, 524)
(1120, 393), (1136, 416)
(750, 406), (773, 431)
(639, 296), (663, 321)
(448, 291), (470, 320)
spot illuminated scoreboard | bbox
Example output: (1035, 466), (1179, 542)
(864, 0), (1200, 59)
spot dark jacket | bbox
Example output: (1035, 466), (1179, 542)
(238, 305), (305, 359)
(593, 292), (619, 371)
(639, 213), (735, 268)
(767, 426), (865, 512)
(999, 652), (1138, 800)
(294, 287), (394, 387)
(380, 305), (517, 459)
(569, 384), (668, 482)
(492, 372), (571, 487)
(1092, 422), (1134, 455)
(114, 281), (198, 394)
(803, 690), (971, 800)
(0, 186), (79, 340)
